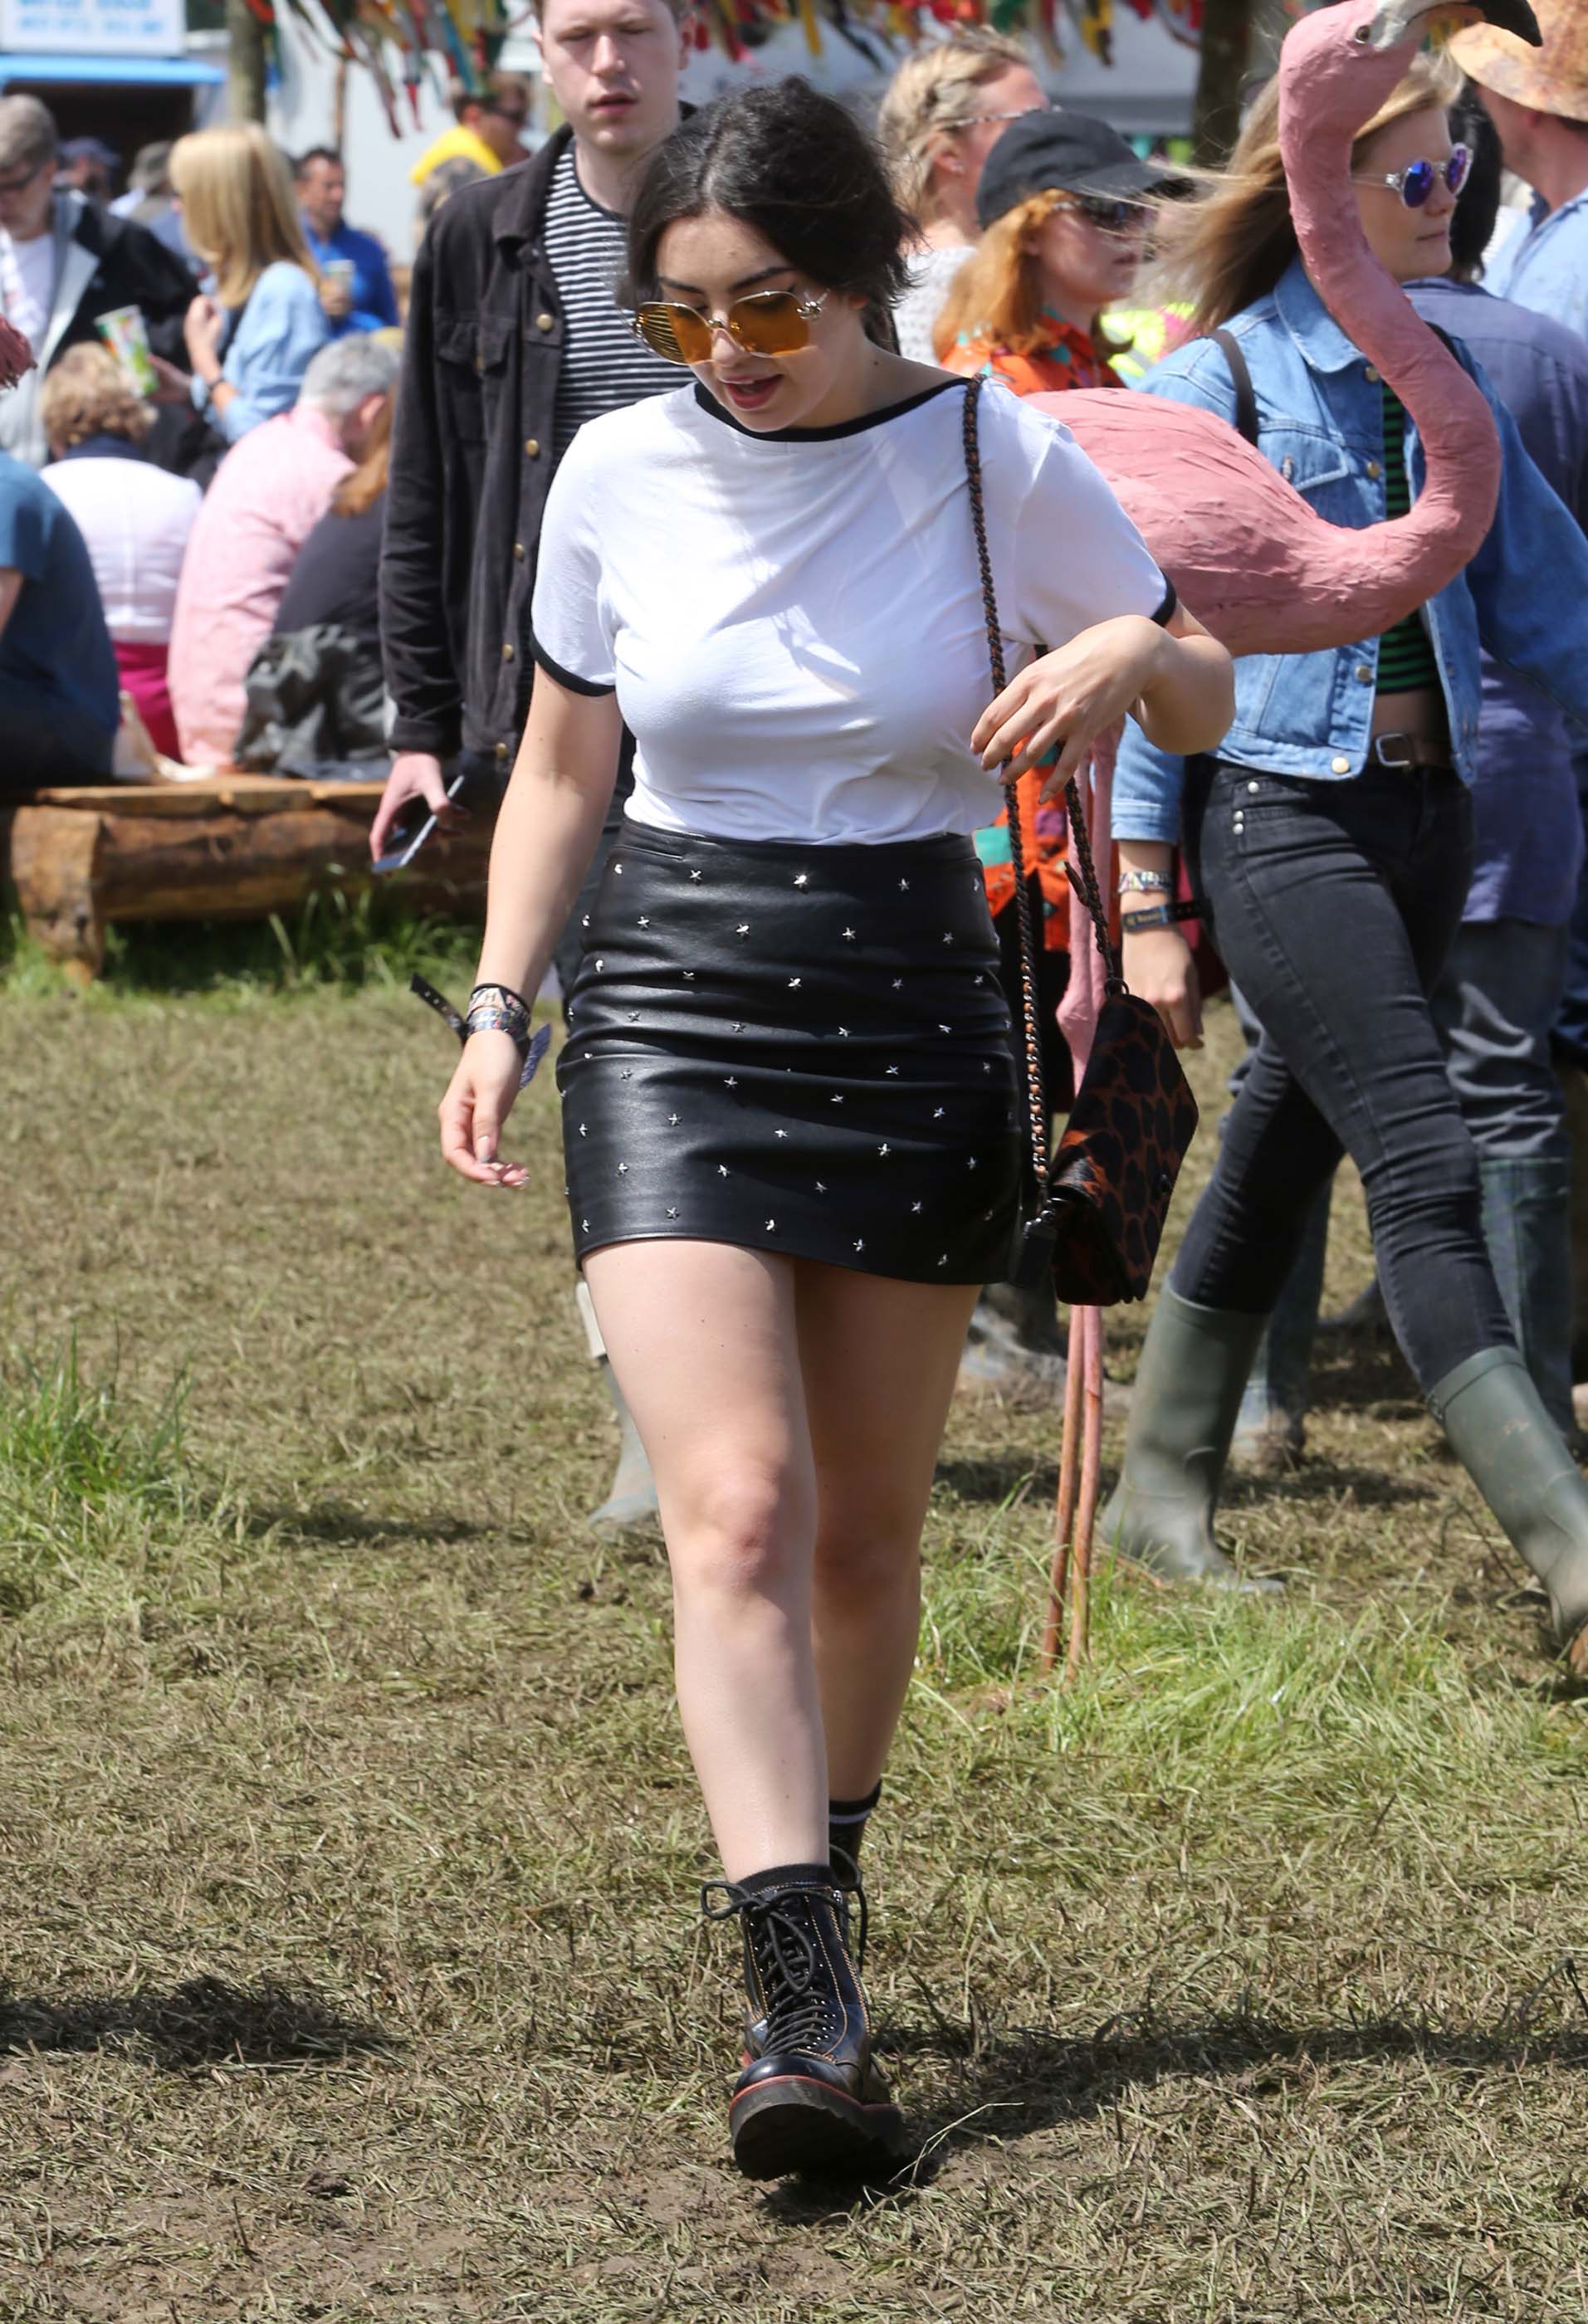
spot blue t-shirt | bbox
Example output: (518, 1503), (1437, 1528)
(301, 217), (399, 334)
(0, 452), (119, 736)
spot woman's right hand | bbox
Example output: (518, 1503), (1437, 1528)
(1123, 925), (1203, 1052)
(439, 1031), (530, 1187)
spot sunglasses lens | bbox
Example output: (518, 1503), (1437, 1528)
(1400, 159), (1434, 208)
(729, 292), (809, 356)
(1447, 144), (1472, 194)
(635, 303), (710, 364)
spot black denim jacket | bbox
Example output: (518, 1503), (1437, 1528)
(380, 127), (575, 764)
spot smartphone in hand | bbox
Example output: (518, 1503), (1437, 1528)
(374, 770), (467, 875)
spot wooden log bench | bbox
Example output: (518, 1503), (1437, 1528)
(0, 777), (492, 982)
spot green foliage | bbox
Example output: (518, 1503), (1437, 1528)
(0, 1338), (189, 1613)
(0, 890), (483, 1002)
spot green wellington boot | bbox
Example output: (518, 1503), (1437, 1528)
(1430, 1348), (1588, 1674)
(1099, 1288), (1281, 1592)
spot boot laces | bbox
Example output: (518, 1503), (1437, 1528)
(701, 1877), (850, 2054)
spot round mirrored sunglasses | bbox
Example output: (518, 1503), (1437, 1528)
(1353, 143), (1471, 209)
(632, 288), (828, 366)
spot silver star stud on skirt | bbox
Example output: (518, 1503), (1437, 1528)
(877, 1143), (891, 1157)
(789, 978), (802, 990)
(638, 916), (651, 928)
(617, 1163), (629, 1175)
(736, 923), (750, 937)
(765, 1218), (777, 1231)
(725, 1077), (739, 1088)
(842, 928), (856, 940)
(690, 870), (702, 881)
(853, 1238), (865, 1252)
(794, 873), (809, 889)
(911, 1201), (923, 1213)
(774, 1129), (788, 1140)
(667, 1206), (679, 1218)
(898, 880), (910, 892)
(717, 1164), (730, 1176)
(667, 1113), (680, 1125)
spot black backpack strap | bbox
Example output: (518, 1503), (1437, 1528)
(1211, 326), (1259, 447)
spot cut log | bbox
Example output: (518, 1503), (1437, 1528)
(3, 787), (491, 979)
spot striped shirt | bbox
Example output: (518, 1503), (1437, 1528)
(545, 148), (677, 465)
(1375, 381), (1439, 694)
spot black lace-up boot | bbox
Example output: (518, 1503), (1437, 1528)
(703, 1863), (904, 2180)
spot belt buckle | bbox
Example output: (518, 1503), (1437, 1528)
(1371, 730), (1415, 771)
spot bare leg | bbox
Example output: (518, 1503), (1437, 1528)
(797, 1269), (980, 1803)
(582, 1239), (824, 1881)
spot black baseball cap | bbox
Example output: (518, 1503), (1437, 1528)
(975, 110), (1165, 230)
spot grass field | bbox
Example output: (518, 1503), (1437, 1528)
(2, 910), (1586, 2322)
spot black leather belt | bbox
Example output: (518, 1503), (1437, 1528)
(1368, 729), (1454, 771)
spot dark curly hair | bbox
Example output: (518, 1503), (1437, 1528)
(626, 78), (912, 312)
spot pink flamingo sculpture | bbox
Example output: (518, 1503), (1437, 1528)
(1029, 0), (1539, 1671)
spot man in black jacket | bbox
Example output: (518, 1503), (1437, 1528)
(0, 95), (194, 471)
(375, 0), (686, 1526)
(374, 0), (684, 863)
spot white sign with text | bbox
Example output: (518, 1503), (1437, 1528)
(0, 0), (183, 55)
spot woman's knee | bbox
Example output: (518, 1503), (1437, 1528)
(669, 1465), (814, 1602)
(812, 1511), (921, 1610)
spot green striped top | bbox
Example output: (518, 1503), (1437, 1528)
(1376, 383), (1439, 694)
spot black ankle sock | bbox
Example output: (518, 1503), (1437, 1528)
(828, 1780), (882, 1826)
(738, 1860), (833, 1896)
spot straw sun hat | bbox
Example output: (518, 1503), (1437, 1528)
(1452, 0), (1588, 120)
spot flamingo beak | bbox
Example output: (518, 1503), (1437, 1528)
(1360, 0), (1541, 49)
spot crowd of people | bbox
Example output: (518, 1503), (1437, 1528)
(0, 94), (406, 785)
(7, 0), (1588, 2187)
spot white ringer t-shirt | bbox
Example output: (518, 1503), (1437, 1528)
(530, 375), (1173, 847)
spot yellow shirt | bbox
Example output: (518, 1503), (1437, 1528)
(411, 122), (503, 188)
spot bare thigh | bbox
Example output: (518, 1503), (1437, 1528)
(581, 1239), (813, 1539)
(796, 1266), (981, 1545)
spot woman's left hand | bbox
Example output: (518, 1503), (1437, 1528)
(183, 293), (225, 373)
(973, 614), (1165, 798)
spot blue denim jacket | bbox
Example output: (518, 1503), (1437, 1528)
(1113, 257), (1588, 845)
(189, 260), (332, 446)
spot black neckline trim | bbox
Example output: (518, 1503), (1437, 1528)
(691, 377), (965, 442)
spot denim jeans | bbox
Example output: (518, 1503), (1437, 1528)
(1176, 759), (1512, 1393)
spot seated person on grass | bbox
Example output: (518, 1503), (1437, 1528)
(0, 446), (120, 799)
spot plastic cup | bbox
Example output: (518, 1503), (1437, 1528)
(96, 305), (158, 398)
(324, 258), (355, 283)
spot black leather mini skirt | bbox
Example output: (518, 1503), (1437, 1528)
(559, 822), (1020, 1283)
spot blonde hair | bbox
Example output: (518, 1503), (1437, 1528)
(170, 124), (317, 309)
(1150, 50), (1462, 334)
(877, 31), (1033, 222)
(40, 343), (154, 455)
(933, 188), (1131, 360)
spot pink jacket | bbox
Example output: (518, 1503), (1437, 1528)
(168, 403), (350, 766)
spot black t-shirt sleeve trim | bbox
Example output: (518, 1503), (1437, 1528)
(531, 640), (617, 697)
(1151, 579), (1178, 628)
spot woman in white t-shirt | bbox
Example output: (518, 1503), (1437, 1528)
(39, 344), (201, 759)
(437, 79), (1232, 2182)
